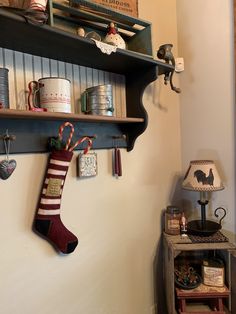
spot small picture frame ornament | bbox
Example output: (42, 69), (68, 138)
(77, 151), (97, 177)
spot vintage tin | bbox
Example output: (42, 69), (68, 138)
(202, 258), (224, 287)
(165, 206), (181, 235)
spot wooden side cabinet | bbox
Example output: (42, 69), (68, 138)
(163, 233), (236, 314)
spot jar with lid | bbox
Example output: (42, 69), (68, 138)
(165, 206), (181, 235)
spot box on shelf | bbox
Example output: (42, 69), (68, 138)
(0, 0), (30, 8)
(78, 0), (138, 18)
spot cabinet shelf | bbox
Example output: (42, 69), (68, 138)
(0, 8), (173, 76)
(0, 109), (144, 123)
(0, 109), (146, 153)
(0, 7), (174, 154)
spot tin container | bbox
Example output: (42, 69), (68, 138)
(202, 258), (224, 287)
(0, 67), (9, 109)
(81, 84), (114, 116)
(165, 206), (181, 235)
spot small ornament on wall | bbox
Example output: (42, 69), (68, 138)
(77, 151), (97, 177)
(0, 130), (17, 180)
(77, 138), (97, 178)
(112, 135), (124, 178)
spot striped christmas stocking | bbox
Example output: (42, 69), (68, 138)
(34, 149), (78, 254)
(34, 122), (92, 254)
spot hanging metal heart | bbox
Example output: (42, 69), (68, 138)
(0, 159), (17, 180)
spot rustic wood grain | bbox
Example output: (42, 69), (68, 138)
(234, 1), (236, 65)
(163, 233), (236, 314)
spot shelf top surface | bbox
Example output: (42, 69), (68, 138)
(164, 233), (236, 250)
(0, 8), (173, 75)
(0, 109), (144, 123)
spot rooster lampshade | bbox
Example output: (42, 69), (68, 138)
(182, 160), (226, 235)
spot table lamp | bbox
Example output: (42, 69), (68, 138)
(182, 160), (226, 235)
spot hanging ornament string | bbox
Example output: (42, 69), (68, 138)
(58, 122), (93, 153)
(4, 135), (11, 161)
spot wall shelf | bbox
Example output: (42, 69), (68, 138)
(0, 8), (173, 75)
(0, 7), (174, 154)
(0, 109), (144, 153)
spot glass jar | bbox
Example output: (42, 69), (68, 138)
(165, 206), (181, 235)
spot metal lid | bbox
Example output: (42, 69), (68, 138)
(166, 206), (180, 214)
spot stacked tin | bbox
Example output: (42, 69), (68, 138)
(81, 84), (114, 116)
(0, 68), (9, 108)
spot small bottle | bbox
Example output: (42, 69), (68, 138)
(180, 211), (188, 237)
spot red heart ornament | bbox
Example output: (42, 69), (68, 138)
(0, 159), (17, 180)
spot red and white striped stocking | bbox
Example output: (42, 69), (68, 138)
(34, 122), (92, 254)
(34, 149), (77, 254)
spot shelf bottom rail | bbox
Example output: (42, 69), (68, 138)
(0, 119), (129, 154)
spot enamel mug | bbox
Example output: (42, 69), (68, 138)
(28, 77), (71, 113)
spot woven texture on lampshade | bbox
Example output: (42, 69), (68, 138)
(182, 160), (224, 191)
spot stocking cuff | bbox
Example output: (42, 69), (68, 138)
(50, 149), (73, 162)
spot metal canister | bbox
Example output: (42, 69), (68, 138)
(81, 84), (114, 116)
(0, 68), (9, 108)
(165, 206), (181, 235)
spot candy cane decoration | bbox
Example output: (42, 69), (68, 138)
(69, 136), (92, 153)
(58, 122), (93, 152)
(58, 122), (74, 151)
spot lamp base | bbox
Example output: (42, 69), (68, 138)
(187, 219), (221, 236)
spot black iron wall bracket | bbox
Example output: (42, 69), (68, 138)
(157, 44), (181, 94)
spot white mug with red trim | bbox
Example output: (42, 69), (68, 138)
(28, 77), (71, 113)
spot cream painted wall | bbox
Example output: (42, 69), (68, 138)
(0, 1), (181, 314)
(177, 0), (236, 237)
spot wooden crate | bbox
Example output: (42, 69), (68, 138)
(80, 0), (138, 17)
(0, 0), (30, 8)
(48, 0), (152, 57)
